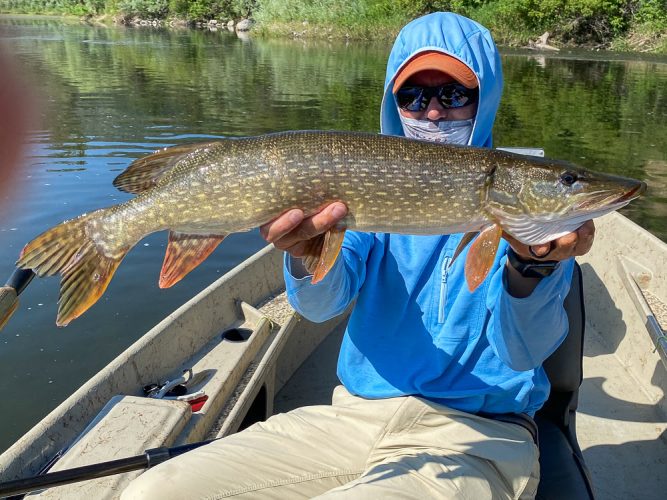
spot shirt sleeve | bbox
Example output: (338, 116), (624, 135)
(486, 256), (575, 371)
(283, 231), (374, 323)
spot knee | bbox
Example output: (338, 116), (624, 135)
(120, 465), (176, 500)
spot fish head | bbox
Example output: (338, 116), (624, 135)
(485, 156), (647, 245)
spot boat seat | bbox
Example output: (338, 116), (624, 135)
(535, 262), (595, 499)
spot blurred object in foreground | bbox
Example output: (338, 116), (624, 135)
(0, 37), (37, 216)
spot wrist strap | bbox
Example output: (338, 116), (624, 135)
(506, 248), (560, 279)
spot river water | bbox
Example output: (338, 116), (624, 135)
(0, 16), (665, 453)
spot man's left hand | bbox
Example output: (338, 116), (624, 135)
(503, 220), (596, 262)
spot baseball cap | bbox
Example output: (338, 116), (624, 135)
(392, 51), (477, 92)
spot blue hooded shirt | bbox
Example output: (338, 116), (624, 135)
(284, 12), (573, 417)
(381, 12), (503, 147)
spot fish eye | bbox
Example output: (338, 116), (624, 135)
(560, 171), (578, 186)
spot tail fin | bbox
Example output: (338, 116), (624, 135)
(17, 212), (128, 326)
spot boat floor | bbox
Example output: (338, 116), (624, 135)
(274, 322), (667, 500)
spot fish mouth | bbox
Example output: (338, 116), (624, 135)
(577, 181), (646, 212)
(615, 182), (647, 203)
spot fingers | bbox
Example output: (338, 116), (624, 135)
(281, 203), (347, 248)
(504, 220), (596, 262)
(260, 209), (305, 243)
(259, 202), (348, 257)
(558, 219), (595, 257)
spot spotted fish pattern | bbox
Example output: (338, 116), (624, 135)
(17, 131), (645, 326)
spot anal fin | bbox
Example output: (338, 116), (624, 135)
(465, 224), (502, 292)
(304, 227), (346, 284)
(159, 232), (225, 288)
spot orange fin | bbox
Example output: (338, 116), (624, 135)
(465, 224), (502, 292)
(16, 211), (128, 326)
(113, 142), (219, 194)
(159, 232), (225, 288)
(301, 237), (323, 277)
(451, 231), (478, 266)
(306, 227), (346, 284)
(58, 242), (125, 326)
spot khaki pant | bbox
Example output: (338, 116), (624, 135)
(121, 386), (539, 499)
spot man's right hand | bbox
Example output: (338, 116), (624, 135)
(259, 202), (348, 259)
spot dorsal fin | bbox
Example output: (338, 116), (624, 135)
(113, 142), (219, 194)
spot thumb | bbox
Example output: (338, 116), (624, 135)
(528, 242), (553, 259)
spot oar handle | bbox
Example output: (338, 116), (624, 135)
(0, 269), (35, 331)
(0, 454), (148, 498)
(0, 439), (217, 498)
(5, 268), (35, 295)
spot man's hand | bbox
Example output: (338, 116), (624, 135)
(503, 220), (596, 262)
(259, 202), (348, 258)
(502, 220), (595, 298)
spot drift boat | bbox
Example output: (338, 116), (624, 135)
(0, 211), (665, 499)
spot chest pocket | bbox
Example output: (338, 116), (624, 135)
(432, 248), (489, 342)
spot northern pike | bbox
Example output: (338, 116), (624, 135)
(17, 131), (645, 326)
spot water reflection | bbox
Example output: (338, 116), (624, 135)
(498, 53), (667, 237)
(0, 16), (665, 453)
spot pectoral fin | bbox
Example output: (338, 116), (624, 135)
(304, 226), (346, 284)
(450, 231), (478, 266)
(465, 224), (502, 292)
(159, 232), (225, 288)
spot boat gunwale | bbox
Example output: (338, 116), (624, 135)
(0, 244), (284, 480)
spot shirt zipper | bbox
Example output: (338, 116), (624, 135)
(438, 256), (451, 324)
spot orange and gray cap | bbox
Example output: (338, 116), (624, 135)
(392, 51), (478, 93)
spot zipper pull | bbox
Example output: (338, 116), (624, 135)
(438, 256), (451, 323)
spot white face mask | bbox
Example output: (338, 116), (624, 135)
(399, 114), (474, 145)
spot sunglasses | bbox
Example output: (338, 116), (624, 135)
(396, 83), (478, 112)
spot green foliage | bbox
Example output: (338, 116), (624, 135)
(0, 0), (108, 15)
(251, 0), (666, 48)
(459, 0), (634, 44)
(163, 0), (255, 19)
(118, 0), (169, 17)
(182, 0), (218, 18)
(636, 0), (667, 30)
(167, 0), (190, 16)
(252, 0), (464, 29)
(1, 0), (665, 51)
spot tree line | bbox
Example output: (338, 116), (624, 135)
(2, 0), (666, 51)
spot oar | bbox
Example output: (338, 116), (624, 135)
(0, 268), (35, 330)
(0, 439), (216, 498)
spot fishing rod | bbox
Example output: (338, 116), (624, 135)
(0, 268), (34, 330)
(0, 439), (217, 498)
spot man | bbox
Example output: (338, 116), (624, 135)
(122, 12), (594, 499)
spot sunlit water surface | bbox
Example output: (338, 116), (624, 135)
(0, 16), (665, 453)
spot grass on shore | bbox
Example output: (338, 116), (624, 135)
(193, 17), (667, 54)
(248, 0), (666, 53)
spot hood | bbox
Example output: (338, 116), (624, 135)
(381, 12), (503, 148)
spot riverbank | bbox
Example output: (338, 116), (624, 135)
(1, 1), (666, 54)
(27, 12), (665, 54)
(252, 20), (667, 53)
